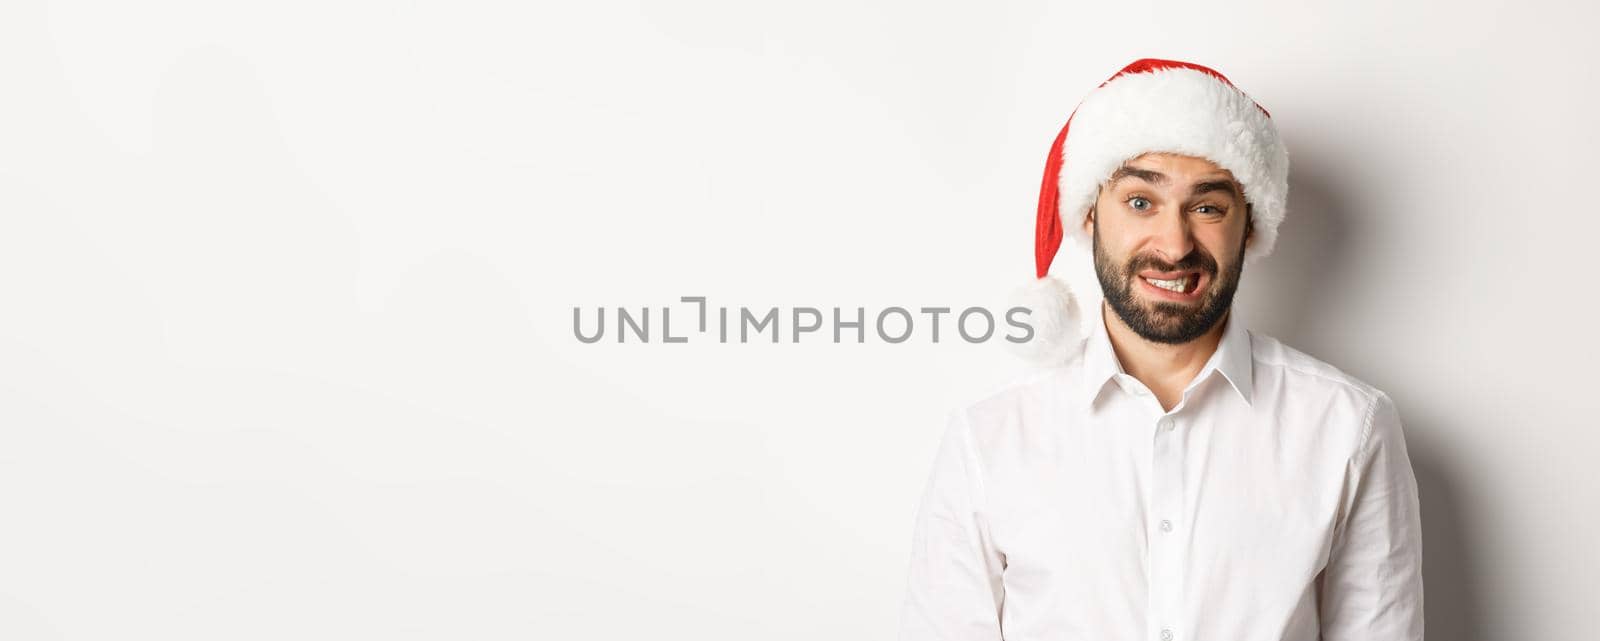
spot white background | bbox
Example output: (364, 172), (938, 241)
(2, 0), (1596, 639)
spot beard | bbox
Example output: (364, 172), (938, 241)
(1093, 219), (1246, 345)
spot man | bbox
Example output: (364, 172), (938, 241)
(897, 59), (1425, 640)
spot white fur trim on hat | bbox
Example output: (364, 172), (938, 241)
(1006, 274), (1084, 365)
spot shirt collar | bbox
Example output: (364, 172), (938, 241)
(1080, 306), (1254, 407)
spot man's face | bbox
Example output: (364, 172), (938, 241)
(1085, 152), (1254, 345)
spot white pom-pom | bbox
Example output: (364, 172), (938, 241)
(1005, 275), (1086, 365)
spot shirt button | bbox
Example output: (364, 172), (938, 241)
(1158, 418), (1172, 430)
(1160, 628), (1174, 641)
(1160, 519), (1173, 532)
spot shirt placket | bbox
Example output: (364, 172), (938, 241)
(1147, 408), (1185, 641)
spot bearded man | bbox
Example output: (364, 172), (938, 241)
(898, 59), (1425, 641)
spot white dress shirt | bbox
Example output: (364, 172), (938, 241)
(898, 309), (1424, 641)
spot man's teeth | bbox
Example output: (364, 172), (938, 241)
(1143, 275), (1191, 292)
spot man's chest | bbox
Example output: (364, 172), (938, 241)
(975, 400), (1355, 606)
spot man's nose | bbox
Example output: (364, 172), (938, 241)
(1149, 211), (1195, 265)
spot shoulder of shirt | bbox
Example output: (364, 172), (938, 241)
(1247, 329), (1388, 402)
(947, 351), (1083, 438)
(1248, 329), (1400, 459)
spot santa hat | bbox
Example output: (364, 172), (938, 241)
(1011, 58), (1290, 364)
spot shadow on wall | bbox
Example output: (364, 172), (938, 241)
(1411, 439), (1488, 641)
(1247, 153), (1487, 639)
(1238, 152), (1352, 358)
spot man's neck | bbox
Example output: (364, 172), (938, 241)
(1102, 302), (1228, 410)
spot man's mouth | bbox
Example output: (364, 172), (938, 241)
(1138, 270), (1205, 298)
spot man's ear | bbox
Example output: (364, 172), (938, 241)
(1083, 190), (1099, 236)
(1083, 204), (1095, 235)
(1243, 203), (1255, 248)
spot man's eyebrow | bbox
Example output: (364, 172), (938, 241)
(1108, 165), (1168, 187)
(1107, 167), (1241, 200)
(1191, 179), (1240, 199)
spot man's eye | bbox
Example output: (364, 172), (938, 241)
(1196, 205), (1224, 215)
(1127, 196), (1151, 211)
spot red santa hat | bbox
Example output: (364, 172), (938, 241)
(1012, 58), (1290, 364)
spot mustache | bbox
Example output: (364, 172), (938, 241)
(1125, 252), (1218, 276)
